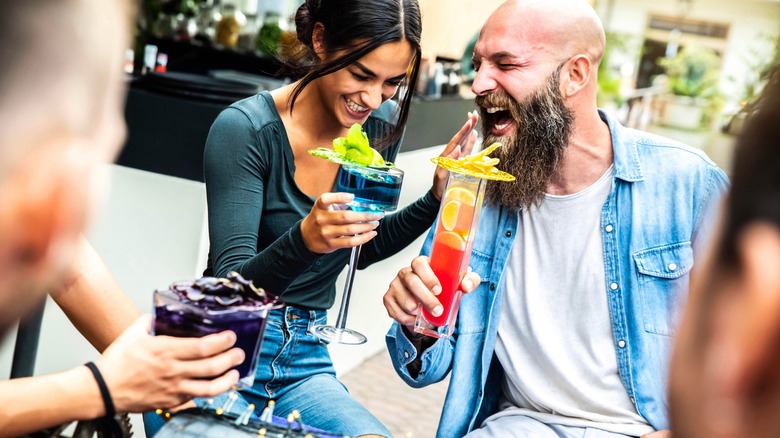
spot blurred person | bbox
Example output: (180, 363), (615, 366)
(0, 0), (244, 435)
(669, 69), (780, 438)
(383, 0), (728, 437)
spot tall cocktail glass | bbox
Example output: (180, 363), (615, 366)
(311, 164), (404, 344)
(414, 172), (487, 338)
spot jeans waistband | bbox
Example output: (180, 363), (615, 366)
(271, 306), (325, 329)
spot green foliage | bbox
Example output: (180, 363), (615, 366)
(178, 0), (198, 17)
(739, 28), (780, 106)
(659, 45), (721, 98)
(597, 32), (635, 107)
(257, 20), (283, 55)
(758, 29), (780, 82)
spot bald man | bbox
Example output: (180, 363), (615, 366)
(383, 0), (728, 437)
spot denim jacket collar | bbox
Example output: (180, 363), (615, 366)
(599, 109), (644, 182)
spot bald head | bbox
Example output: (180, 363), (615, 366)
(488, 0), (605, 66)
(471, 0), (611, 197)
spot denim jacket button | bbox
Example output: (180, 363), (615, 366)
(490, 283), (496, 291)
(618, 340), (626, 348)
(404, 351), (410, 359)
(505, 230), (512, 237)
(668, 263), (677, 271)
(605, 225), (614, 233)
(610, 282), (618, 291)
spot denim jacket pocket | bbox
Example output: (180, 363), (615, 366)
(633, 241), (693, 336)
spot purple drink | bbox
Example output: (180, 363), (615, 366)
(152, 272), (284, 388)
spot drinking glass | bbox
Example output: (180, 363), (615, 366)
(312, 164), (404, 344)
(414, 172), (487, 338)
(153, 285), (284, 389)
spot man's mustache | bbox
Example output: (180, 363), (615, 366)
(475, 91), (515, 110)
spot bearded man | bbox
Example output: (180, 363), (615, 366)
(383, 0), (728, 437)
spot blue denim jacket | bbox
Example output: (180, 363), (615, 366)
(386, 111), (729, 437)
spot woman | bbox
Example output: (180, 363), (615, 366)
(194, 0), (476, 436)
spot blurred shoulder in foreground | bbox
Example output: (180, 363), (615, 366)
(670, 67), (780, 438)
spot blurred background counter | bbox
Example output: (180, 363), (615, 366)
(121, 52), (475, 182)
(122, 0), (478, 182)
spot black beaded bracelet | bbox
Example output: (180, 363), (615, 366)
(84, 361), (116, 418)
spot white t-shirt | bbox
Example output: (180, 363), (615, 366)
(489, 165), (654, 436)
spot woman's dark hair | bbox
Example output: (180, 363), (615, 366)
(285, 0), (422, 148)
(719, 66), (780, 267)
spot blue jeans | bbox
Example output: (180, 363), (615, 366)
(465, 414), (638, 437)
(144, 306), (390, 437)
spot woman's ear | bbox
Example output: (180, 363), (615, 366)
(312, 22), (327, 60)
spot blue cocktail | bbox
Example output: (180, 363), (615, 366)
(312, 165), (404, 345)
(336, 164), (403, 212)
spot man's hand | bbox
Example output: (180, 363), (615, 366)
(383, 255), (480, 329)
(641, 430), (671, 438)
(95, 315), (245, 412)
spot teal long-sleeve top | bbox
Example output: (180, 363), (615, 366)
(204, 91), (439, 310)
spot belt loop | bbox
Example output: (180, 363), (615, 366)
(307, 310), (317, 331)
(284, 305), (292, 325)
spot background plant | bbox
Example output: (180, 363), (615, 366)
(741, 28), (780, 113)
(659, 45), (721, 99)
(597, 31), (635, 107)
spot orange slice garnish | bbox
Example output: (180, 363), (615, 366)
(445, 187), (476, 206)
(441, 201), (460, 231)
(436, 231), (466, 251)
(441, 187), (477, 235)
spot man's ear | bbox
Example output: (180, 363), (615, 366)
(728, 222), (780, 397)
(562, 54), (592, 97)
(311, 22), (327, 61)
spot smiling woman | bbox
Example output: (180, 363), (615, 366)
(148, 0), (483, 437)
(283, 0), (423, 149)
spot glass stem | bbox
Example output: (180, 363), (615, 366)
(335, 244), (362, 330)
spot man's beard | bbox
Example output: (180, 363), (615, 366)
(476, 67), (574, 211)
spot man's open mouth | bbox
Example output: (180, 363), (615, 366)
(484, 106), (516, 136)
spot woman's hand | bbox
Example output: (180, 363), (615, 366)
(300, 192), (385, 254)
(432, 111), (479, 200)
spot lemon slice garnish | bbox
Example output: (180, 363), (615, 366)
(431, 142), (516, 181)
